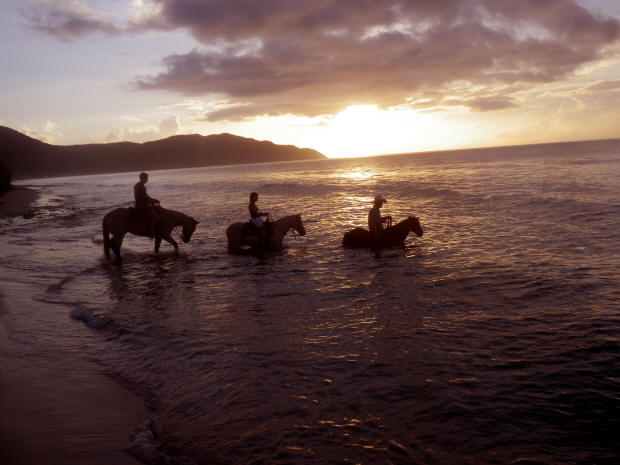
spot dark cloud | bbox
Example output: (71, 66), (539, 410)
(464, 96), (517, 111)
(23, 0), (620, 118)
(22, 2), (121, 40)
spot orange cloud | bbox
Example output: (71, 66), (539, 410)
(22, 1), (620, 120)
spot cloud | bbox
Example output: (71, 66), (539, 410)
(22, 0), (122, 40)
(564, 78), (620, 111)
(22, 1), (620, 118)
(158, 114), (180, 135)
(133, 1), (620, 119)
(585, 79), (620, 91)
(22, 120), (63, 143)
(106, 115), (181, 143)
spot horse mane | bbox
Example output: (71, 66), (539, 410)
(385, 215), (422, 238)
(389, 217), (413, 231)
(160, 208), (192, 222)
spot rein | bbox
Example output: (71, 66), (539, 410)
(271, 216), (300, 240)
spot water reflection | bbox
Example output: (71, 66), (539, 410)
(9, 142), (617, 465)
(329, 168), (377, 182)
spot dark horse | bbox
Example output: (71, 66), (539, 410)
(102, 207), (198, 263)
(226, 214), (305, 253)
(342, 216), (423, 248)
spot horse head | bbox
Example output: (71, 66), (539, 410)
(408, 216), (423, 237)
(182, 217), (199, 243)
(294, 214), (306, 236)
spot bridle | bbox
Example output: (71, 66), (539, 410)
(270, 215), (302, 240)
(288, 215), (304, 240)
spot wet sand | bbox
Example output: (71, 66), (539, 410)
(0, 186), (38, 219)
(1, 201), (151, 465)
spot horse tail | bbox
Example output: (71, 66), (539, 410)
(102, 214), (111, 261)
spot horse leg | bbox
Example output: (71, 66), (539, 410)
(227, 237), (238, 253)
(226, 229), (241, 253)
(161, 234), (179, 254)
(154, 236), (162, 254)
(268, 232), (283, 251)
(110, 233), (125, 263)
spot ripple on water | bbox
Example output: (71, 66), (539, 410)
(2, 142), (619, 464)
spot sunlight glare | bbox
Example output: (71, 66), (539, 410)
(310, 105), (468, 158)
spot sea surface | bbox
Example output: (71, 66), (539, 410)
(1, 139), (619, 465)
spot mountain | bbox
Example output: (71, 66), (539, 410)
(0, 126), (326, 180)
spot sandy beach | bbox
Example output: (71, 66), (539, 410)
(0, 186), (39, 219)
(0, 293), (149, 465)
(0, 187), (150, 465)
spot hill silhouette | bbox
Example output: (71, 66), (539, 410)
(0, 126), (326, 180)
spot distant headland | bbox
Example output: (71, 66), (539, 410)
(0, 126), (326, 180)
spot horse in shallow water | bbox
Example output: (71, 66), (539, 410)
(342, 216), (423, 248)
(102, 207), (198, 263)
(226, 214), (306, 253)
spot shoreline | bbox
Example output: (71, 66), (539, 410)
(0, 186), (39, 219)
(0, 286), (150, 464)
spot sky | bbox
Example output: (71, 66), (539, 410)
(1, 0), (620, 158)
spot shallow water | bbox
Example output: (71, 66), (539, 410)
(2, 139), (619, 464)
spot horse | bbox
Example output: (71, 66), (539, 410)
(226, 214), (306, 253)
(102, 207), (198, 263)
(342, 216), (423, 248)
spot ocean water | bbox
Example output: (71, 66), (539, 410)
(1, 139), (619, 465)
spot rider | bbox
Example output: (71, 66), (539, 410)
(134, 172), (160, 239)
(249, 192), (269, 249)
(368, 195), (392, 242)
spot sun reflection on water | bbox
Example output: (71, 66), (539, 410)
(329, 168), (377, 181)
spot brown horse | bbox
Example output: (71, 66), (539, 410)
(342, 216), (423, 248)
(103, 207), (198, 263)
(226, 214), (305, 253)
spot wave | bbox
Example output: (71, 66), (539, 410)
(70, 305), (112, 330)
(129, 415), (197, 465)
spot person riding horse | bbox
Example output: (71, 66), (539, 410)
(368, 195), (392, 242)
(134, 172), (160, 239)
(342, 196), (421, 248)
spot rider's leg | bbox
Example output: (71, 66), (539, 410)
(149, 210), (156, 239)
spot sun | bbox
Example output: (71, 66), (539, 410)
(310, 105), (461, 158)
(207, 103), (473, 159)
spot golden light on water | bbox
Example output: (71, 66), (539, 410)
(330, 168), (377, 181)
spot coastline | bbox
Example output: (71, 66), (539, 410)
(1, 182), (152, 465)
(0, 186), (38, 219)
(0, 288), (150, 465)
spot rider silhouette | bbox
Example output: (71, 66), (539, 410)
(249, 192), (269, 249)
(368, 195), (392, 242)
(134, 172), (160, 239)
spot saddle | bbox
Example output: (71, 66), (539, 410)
(242, 220), (273, 237)
(128, 207), (151, 222)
